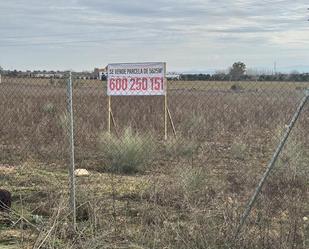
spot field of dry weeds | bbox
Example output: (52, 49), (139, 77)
(0, 77), (308, 248)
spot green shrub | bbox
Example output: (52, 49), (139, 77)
(42, 102), (56, 114)
(273, 126), (308, 177)
(178, 166), (208, 195)
(230, 83), (244, 91)
(278, 135), (309, 178)
(99, 127), (157, 174)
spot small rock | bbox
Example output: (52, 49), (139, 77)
(74, 169), (90, 177)
(303, 217), (308, 222)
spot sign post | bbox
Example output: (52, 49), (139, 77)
(107, 62), (169, 138)
(164, 63), (167, 140)
(108, 95), (111, 133)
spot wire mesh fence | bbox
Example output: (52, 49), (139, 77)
(0, 74), (308, 248)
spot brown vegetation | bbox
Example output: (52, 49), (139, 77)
(0, 77), (308, 248)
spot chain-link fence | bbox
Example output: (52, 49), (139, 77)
(1, 74), (308, 248)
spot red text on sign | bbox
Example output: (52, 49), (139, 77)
(108, 77), (164, 93)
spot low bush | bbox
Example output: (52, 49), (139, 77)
(99, 127), (158, 174)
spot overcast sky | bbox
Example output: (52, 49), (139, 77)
(0, 0), (308, 72)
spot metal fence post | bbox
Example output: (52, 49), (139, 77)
(235, 89), (309, 238)
(67, 71), (76, 230)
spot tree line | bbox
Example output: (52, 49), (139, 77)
(179, 62), (309, 82)
(2, 63), (309, 82)
(179, 72), (309, 82)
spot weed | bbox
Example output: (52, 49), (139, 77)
(99, 127), (157, 174)
(42, 102), (56, 115)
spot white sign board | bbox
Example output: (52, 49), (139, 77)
(107, 62), (166, 96)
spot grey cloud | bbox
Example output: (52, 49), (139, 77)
(2, 0), (308, 39)
(0, 0), (308, 70)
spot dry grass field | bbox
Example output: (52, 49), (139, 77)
(0, 77), (308, 248)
